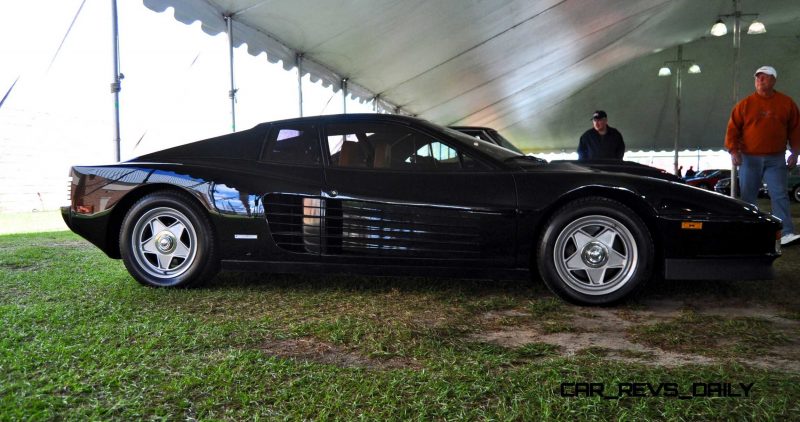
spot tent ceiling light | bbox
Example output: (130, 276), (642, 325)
(710, 19), (728, 36)
(747, 20), (766, 34)
(688, 64), (701, 74)
(658, 66), (672, 77)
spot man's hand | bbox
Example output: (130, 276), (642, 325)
(788, 152), (798, 169)
(730, 151), (742, 166)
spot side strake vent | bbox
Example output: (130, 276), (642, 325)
(265, 194), (325, 254)
(335, 200), (481, 258)
(302, 197), (324, 253)
(265, 194), (481, 258)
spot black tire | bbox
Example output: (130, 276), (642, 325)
(698, 183), (709, 190)
(793, 185), (800, 203)
(119, 191), (218, 287)
(536, 197), (654, 306)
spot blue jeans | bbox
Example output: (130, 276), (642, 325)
(739, 153), (794, 236)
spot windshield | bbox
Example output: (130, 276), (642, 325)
(433, 124), (523, 162)
(488, 130), (524, 154)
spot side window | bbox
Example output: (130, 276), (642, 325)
(412, 141), (461, 171)
(260, 125), (320, 165)
(327, 122), (475, 172)
(327, 130), (371, 168)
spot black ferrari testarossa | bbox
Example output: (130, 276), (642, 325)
(62, 114), (781, 305)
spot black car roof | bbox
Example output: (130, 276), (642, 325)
(254, 113), (428, 128)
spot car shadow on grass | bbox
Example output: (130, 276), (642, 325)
(208, 271), (548, 297)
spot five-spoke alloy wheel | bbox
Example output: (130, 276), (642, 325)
(120, 192), (218, 287)
(537, 197), (653, 306)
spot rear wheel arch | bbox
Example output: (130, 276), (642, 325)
(105, 184), (216, 259)
(118, 189), (219, 287)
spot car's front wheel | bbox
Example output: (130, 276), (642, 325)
(793, 185), (800, 203)
(120, 191), (218, 287)
(537, 197), (653, 306)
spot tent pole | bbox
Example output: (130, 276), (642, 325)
(111, 0), (121, 162)
(296, 54), (304, 117)
(730, 0), (741, 198)
(341, 78), (348, 114)
(225, 15), (237, 132)
(673, 45), (682, 176)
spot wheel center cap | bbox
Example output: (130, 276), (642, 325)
(581, 241), (608, 268)
(155, 231), (176, 254)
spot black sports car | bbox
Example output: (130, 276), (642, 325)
(62, 114), (782, 305)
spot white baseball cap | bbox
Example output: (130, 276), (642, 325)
(754, 66), (777, 78)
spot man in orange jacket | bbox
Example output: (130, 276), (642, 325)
(725, 65), (800, 246)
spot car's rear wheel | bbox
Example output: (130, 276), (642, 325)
(793, 185), (800, 203)
(537, 197), (653, 306)
(120, 192), (218, 287)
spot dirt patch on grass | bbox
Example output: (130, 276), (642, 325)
(471, 300), (800, 372)
(259, 338), (422, 370)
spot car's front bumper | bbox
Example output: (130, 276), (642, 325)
(656, 213), (781, 280)
(664, 256), (775, 280)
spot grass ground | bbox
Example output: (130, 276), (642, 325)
(1, 227), (799, 420)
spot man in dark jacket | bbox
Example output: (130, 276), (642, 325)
(577, 110), (625, 161)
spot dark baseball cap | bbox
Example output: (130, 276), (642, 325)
(592, 110), (607, 120)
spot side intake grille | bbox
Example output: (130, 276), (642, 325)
(265, 194), (482, 258)
(333, 200), (481, 258)
(265, 194), (325, 253)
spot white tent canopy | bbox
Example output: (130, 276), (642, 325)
(142, 0), (800, 153)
